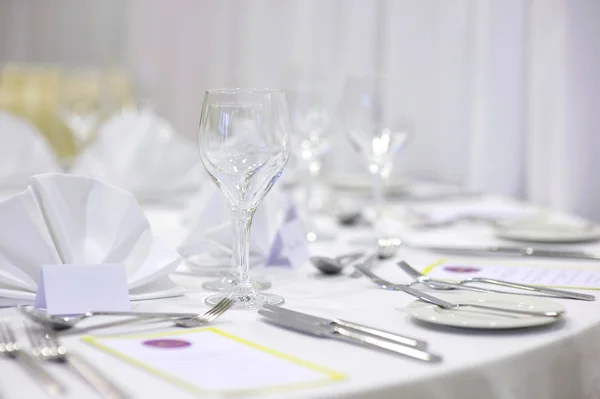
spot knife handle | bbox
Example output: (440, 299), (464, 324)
(466, 278), (595, 301)
(334, 319), (428, 349)
(521, 248), (600, 260)
(67, 352), (131, 399)
(332, 326), (442, 363)
(16, 352), (67, 398)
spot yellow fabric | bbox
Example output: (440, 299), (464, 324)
(0, 64), (134, 160)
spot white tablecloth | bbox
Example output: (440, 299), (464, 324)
(2, 193), (600, 399)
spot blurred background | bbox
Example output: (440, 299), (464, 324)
(0, 0), (599, 219)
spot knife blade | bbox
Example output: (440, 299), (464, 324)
(420, 245), (600, 261)
(263, 304), (427, 349)
(258, 310), (441, 363)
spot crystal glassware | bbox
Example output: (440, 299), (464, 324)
(341, 77), (411, 237)
(198, 88), (291, 309)
(289, 80), (335, 241)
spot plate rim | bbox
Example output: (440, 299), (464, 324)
(406, 292), (565, 330)
(494, 225), (600, 244)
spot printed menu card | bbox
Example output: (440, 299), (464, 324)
(83, 328), (344, 397)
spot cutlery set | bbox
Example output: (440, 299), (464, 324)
(1, 235), (597, 395)
(259, 255), (593, 363)
(17, 298), (235, 335)
(262, 243), (596, 361)
(1, 298), (235, 397)
(258, 305), (442, 363)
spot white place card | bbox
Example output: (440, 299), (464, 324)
(83, 328), (344, 397)
(265, 206), (310, 268)
(424, 261), (600, 289)
(34, 264), (131, 315)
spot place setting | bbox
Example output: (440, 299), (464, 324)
(0, 77), (600, 399)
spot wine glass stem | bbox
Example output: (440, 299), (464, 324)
(305, 159), (321, 212)
(231, 208), (255, 289)
(370, 166), (384, 235)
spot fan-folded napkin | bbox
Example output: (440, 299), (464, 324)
(71, 110), (203, 204)
(0, 112), (61, 190)
(179, 184), (309, 268)
(0, 173), (183, 301)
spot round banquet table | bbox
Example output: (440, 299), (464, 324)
(1, 191), (600, 399)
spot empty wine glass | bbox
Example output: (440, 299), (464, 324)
(289, 80), (335, 241)
(198, 88), (291, 309)
(341, 77), (411, 237)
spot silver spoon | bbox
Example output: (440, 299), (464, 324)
(337, 211), (370, 226)
(311, 238), (401, 276)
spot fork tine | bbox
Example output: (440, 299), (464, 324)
(174, 298), (235, 327)
(202, 298), (231, 318)
(208, 298), (234, 316)
(203, 299), (234, 322)
(5, 321), (18, 345)
(200, 301), (229, 321)
(46, 333), (63, 353)
(0, 319), (7, 345)
(25, 323), (39, 349)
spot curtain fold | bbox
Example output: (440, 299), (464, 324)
(1, 0), (598, 220)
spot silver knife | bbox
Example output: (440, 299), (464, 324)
(258, 310), (442, 363)
(263, 304), (427, 349)
(67, 352), (131, 399)
(420, 245), (600, 261)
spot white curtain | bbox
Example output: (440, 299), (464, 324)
(1, 0), (599, 221)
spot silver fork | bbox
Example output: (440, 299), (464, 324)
(356, 265), (564, 318)
(397, 260), (595, 301)
(173, 297), (235, 327)
(0, 319), (66, 397)
(59, 297), (235, 336)
(27, 324), (131, 399)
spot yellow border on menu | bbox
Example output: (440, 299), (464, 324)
(82, 327), (346, 397)
(421, 258), (600, 290)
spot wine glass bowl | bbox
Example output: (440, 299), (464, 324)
(341, 77), (412, 235)
(198, 88), (291, 309)
(288, 80), (337, 240)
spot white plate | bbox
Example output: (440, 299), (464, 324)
(494, 223), (600, 243)
(407, 292), (565, 329)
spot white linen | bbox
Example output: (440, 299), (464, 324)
(2, 192), (600, 399)
(178, 184), (293, 265)
(71, 110), (203, 204)
(4, 2), (600, 221)
(121, 0), (600, 222)
(0, 173), (182, 301)
(0, 112), (61, 189)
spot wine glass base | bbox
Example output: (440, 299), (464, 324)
(205, 292), (285, 309)
(202, 278), (272, 292)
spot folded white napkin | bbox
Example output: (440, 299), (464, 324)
(179, 184), (307, 268)
(0, 112), (61, 189)
(71, 110), (203, 204)
(0, 173), (183, 301)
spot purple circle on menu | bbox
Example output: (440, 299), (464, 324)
(143, 339), (191, 349)
(443, 266), (481, 273)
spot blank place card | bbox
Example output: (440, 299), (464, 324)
(34, 263), (131, 315)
